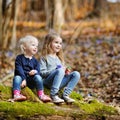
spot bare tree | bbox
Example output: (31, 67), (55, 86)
(9, 0), (20, 50)
(44, 0), (54, 29)
(0, 0), (2, 49)
(2, 0), (13, 49)
(53, 0), (65, 33)
(64, 0), (78, 21)
(93, 0), (108, 17)
(2, 0), (19, 50)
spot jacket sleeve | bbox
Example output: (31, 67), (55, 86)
(15, 56), (26, 80)
(39, 57), (50, 78)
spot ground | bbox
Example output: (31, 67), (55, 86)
(0, 17), (120, 119)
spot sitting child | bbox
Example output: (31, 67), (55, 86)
(40, 31), (80, 103)
(12, 35), (51, 102)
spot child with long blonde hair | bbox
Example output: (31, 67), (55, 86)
(40, 31), (80, 103)
(12, 35), (51, 102)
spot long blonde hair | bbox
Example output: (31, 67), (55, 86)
(41, 31), (64, 63)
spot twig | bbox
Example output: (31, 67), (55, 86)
(0, 72), (14, 83)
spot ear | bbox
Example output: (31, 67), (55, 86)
(21, 44), (26, 52)
(23, 46), (26, 50)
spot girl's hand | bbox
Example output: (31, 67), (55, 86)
(21, 80), (26, 88)
(29, 70), (37, 76)
(65, 66), (72, 75)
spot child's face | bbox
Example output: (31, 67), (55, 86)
(51, 37), (62, 54)
(24, 39), (38, 56)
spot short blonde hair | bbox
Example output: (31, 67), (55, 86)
(19, 35), (38, 53)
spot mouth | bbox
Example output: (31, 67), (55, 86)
(33, 50), (37, 52)
(56, 48), (60, 51)
(56, 47), (60, 50)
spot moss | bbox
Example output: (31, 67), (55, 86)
(0, 101), (60, 119)
(0, 85), (12, 100)
(21, 87), (41, 102)
(44, 87), (51, 95)
(70, 91), (83, 100)
(74, 99), (118, 116)
(0, 85), (119, 120)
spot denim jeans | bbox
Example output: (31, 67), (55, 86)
(13, 75), (43, 91)
(43, 68), (80, 96)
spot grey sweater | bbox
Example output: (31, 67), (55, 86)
(40, 55), (63, 78)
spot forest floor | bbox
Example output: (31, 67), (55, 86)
(0, 17), (120, 119)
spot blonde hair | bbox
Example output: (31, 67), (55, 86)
(19, 35), (38, 53)
(41, 31), (64, 63)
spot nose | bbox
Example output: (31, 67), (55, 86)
(58, 44), (61, 47)
(35, 46), (38, 50)
(35, 46), (37, 49)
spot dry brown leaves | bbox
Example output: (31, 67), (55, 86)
(63, 35), (120, 105)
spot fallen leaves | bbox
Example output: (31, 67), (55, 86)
(63, 36), (120, 105)
(1, 19), (120, 107)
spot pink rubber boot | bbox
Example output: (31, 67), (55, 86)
(38, 90), (51, 102)
(13, 90), (26, 101)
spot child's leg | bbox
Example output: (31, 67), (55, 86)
(33, 75), (51, 102)
(60, 71), (80, 102)
(32, 75), (43, 90)
(13, 75), (22, 91)
(12, 76), (26, 101)
(43, 68), (65, 96)
(43, 68), (65, 103)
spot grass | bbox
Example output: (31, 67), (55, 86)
(0, 85), (119, 120)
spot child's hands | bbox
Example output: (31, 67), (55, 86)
(65, 66), (72, 75)
(29, 70), (37, 76)
(56, 65), (72, 75)
(21, 80), (26, 88)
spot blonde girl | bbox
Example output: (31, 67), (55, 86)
(40, 32), (80, 103)
(12, 35), (51, 102)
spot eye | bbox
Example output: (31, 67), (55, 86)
(55, 41), (59, 44)
(32, 44), (35, 46)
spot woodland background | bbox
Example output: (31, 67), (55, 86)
(0, 0), (120, 107)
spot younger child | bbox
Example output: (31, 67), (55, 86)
(12, 35), (51, 102)
(40, 31), (80, 103)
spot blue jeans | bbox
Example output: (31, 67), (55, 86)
(43, 68), (80, 96)
(13, 75), (43, 91)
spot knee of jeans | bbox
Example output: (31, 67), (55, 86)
(72, 71), (80, 80)
(34, 75), (42, 82)
(56, 68), (65, 75)
(13, 75), (22, 84)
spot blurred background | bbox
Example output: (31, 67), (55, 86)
(0, 0), (120, 105)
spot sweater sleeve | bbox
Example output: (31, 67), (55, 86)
(34, 58), (40, 74)
(15, 55), (26, 80)
(39, 57), (50, 78)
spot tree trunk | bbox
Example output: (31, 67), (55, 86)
(70, 0), (78, 20)
(65, 0), (76, 20)
(0, 0), (2, 49)
(2, 1), (12, 49)
(9, 0), (20, 50)
(93, 0), (108, 17)
(44, 0), (54, 29)
(53, 0), (65, 33)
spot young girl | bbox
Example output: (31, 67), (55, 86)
(12, 35), (51, 102)
(40, 32), (80, 103)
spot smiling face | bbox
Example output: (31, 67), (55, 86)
(24, 39), (38, 56)
(50, 37), (62, 54)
